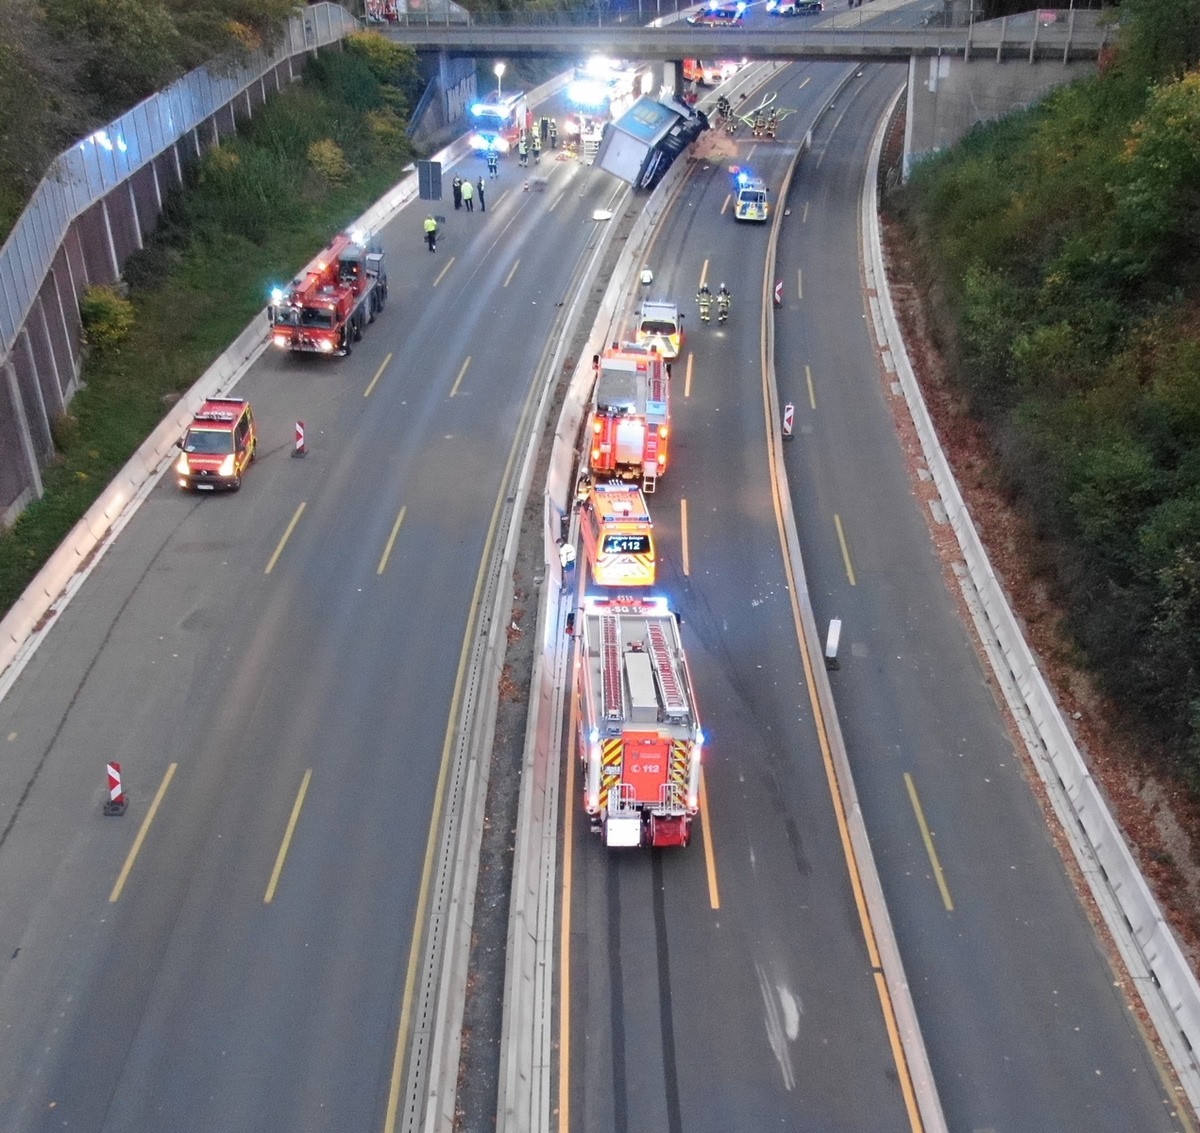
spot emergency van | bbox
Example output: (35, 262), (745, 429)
(176, 397), (257, 491)
(635, 300), (683, 361)
(580, 481), (656, 588)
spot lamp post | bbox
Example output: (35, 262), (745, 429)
(495, 61), (506, 100)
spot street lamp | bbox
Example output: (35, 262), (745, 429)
(495, 61), (506, 100)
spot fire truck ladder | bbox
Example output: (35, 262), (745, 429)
(601, 614), (624, 721)
(647, 621), (687, 716)
(642, 461), (657, 495)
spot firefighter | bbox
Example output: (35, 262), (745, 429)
(540, 115), (549, 142)
(477, 176), (486, 212)
(532, 130), (542, 164)
(753, 114), (765, 137)
(549, 118), (558, 148)
(518, 136), (528, 167)
(487, 149), (499, 178)
(696, 283), (712, 324)
(717, 283), (731, 324)
(452, 174), (462, 210)
(766, 108), (778, 139)
(424, 214), (438, 252)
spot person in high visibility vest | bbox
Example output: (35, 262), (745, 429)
(424, 214), (438, 252)
(487, 149), (499, 178)
(532, 131), (542, 164)
(518, 137), (528, 167)
(549, 118), (558, 148)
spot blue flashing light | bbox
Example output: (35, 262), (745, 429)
(568, 78), (610, 109)
(269, 286), (285, 304)
(736, 171), (749, 186)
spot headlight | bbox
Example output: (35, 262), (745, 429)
(218, 455), (236, 477)
(176, 453), (189, 475)
(273, 334), (289, 348)
(318, 339), (335, 352)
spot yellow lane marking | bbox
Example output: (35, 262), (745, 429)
(377, 505), (407, 576)
(434, 255), (455, 287)
(699, 768), (720, 909)
(109, 763), (177, 902)
(449, 356), (472, 398)
(700, 258), (710, 289)
(680, 498), (690, 577)
(503, 259), (520, 288)
(364, 351), (392, 398)
(721, 193), (731, 216)
(834, 513), (857, 586)
(797, 267), (803, 300)
(761, 249), (923, 1130)
(559, 630), (581, 1133)
(806, 363), (816, 409)
(265, 502), (306, 575)
(264, 768), (312, 904)
(685, 353), (694, 399)
(904, 773), (954, 911)
(385, 332), (548, 1133)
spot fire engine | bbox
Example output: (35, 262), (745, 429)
(576, 595), (703, 848)
(587, 343), (670, 493)
(268, 230), (387, 357)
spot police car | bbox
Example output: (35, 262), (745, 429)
(176, 397), (257, 491)
(686, 1), (746, 26)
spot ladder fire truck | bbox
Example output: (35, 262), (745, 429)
(268, 230), (387, 357)
(576, 595), (703, 848)
(587, 343), (670, 493)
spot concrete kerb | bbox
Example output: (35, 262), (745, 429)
(760, 77), (948, 1133)
(861, 85), (1200, 1111)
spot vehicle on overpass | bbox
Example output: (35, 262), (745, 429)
(686, 1), (746, 27)
(766, 0), (823, 14)
(579, 481), (657, 588)
(576, 594), (703, 848)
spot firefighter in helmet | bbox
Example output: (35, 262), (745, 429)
(696, 283), (713, 323)
(717, 283), (731, 323)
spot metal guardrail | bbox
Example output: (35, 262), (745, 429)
(0, 2), (360, 361)
(379, 5), (1110, 62)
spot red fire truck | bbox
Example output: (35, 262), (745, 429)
(587, 343), (671, 493)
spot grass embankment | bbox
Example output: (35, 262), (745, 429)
(889, 4), (1200, 774)
(0, 34), (422, 617)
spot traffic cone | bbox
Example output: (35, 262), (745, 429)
(294, 421), (307, 458)
(523, 179), (529, 192)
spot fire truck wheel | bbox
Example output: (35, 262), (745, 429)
(230, 472), (242, 492)
(352, 313), (364, 342)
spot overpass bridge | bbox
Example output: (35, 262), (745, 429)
(381, 9), (1112, 64)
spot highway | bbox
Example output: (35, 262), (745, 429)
(0, 129), (625, 1131)
(0, 10), (1189, 1133)
(562, 38), (1189, 1133)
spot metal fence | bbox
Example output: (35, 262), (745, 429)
(0, 3), (360, 522)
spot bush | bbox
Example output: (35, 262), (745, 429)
(307, 138), (351, 186)
(79, 284), (134, 353)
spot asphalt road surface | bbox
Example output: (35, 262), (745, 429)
(0, 140), (626, 1133)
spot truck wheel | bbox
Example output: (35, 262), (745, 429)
(230, 472), (242, 492)
(353, 313), (364, 342)
(368, 294), (376, 324)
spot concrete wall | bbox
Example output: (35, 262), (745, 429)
(904, 51), (1093, 176)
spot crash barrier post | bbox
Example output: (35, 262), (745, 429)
(104, 762), (127, 816)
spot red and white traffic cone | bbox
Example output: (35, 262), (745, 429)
(293, 421), (307, 458)
(782, 402), (795, 440)
(523, 179), (529, 192)
(773, 279), (783, 309)
(104, 761), (127, 816)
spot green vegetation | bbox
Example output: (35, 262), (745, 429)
(0, 32), (421, 615)
(891, 1), (1200, 775)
